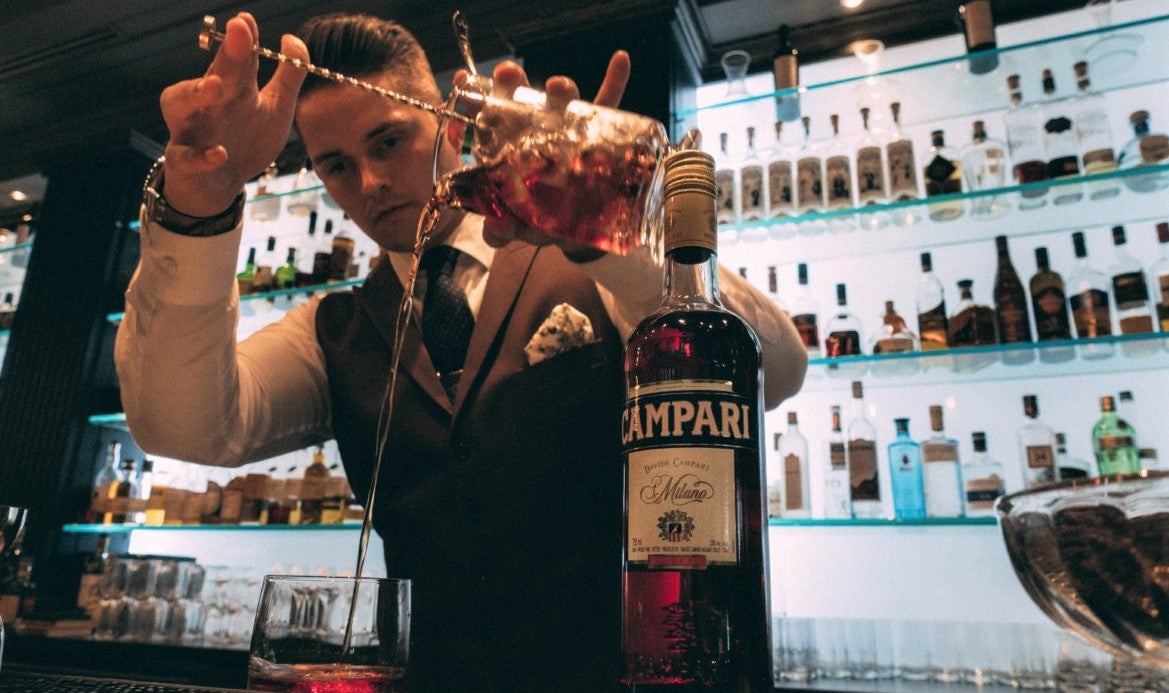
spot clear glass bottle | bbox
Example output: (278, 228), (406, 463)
(790, 263), (820, 358)
(1118, 110), (1169, 193)
(777, 412), (810, 518)
(103, 458), (137, 525)
(1017, 394), (1058, 487)
(886, 102), (920, 204)
(962, 431), (1006, 518)
(887, 418), (925, 520)
(1092, 395), (1141, 475)
(330, 215), (357, 282)
(960, 120), (1009, 219)
(767, 121), (797, 225)
(765, 265), (786, 315)
(921, 405), (964, 518)
(312, 220), (335, 285)
(796, 116), (826, 220)
(715, 132), (737, 225)
(1054, 432), (1094, 479)
(922, 130), (964, 221)
(856, 107), (887, 207)
(847, 381), (883, 519)
(87, 441), (121, 524)
(948, 279), (998, 372)
(825, 114), (854, 214)
(1040, 68), (1083, 205)
(767, 431), (783, 520)
(993, 235), (1035, 365)
(285, 164), (320, 216)
(916, 252), (949, 352)
(250, 163), (281, 223)
(1030, 247), (1074, 364)
(298, 211), (319, 279)
(739, 126), (765, 223)
(1072, 61), (1120, 200)
(772, 25), (801, 123)
(825, 283), (865, 362)
(870, 300), (919, 377)
(1004, 74), (1049, 210)
(825, 405), (851, 519)
(1108, 225), (1156, 343)
(1151, 222), (1169, 332)
(1117, 390), (1161, 470)
(1067, 230), (1115, 359)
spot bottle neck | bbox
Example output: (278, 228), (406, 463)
(663, 246), (721, 308)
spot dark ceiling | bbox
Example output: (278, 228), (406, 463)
(0, 0), (1082, 204)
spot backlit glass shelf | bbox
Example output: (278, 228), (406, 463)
(88, 412), (127, 431)
(62, 522), (361, 534)
(0, 242), (32, 256)
(106, 277), (364, 325)
(770, 516), (996, 527)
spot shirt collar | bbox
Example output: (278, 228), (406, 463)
(385, 213), (495, 285)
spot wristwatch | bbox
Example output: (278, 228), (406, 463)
(141, 155), (245, 237)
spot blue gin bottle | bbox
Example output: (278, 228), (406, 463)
(888, 418), (926, 520)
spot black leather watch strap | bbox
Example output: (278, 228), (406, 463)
(141, 156), (245, 237)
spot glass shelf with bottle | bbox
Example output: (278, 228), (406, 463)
(60, 522), (360, 534)
(769, 516), (996, 527)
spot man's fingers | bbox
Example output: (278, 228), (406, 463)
(594, 50), (630, 108)
(544, 76), (578, 112)
(264, 34), (310, 109)
(206, 13), (259, 93)
(491, 61), (527, 100)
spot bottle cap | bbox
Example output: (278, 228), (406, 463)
(1006, 74), (1020, 90)
(1056, 432), (1067, 445)
(921, 252), (932, 272)
(142, 460), (154, 472)
(929, 405), (944, 431)
(1035, 247), (1049, 269)
(995, 235), (1008, 252)
(1130, 110), (1150, 125)
(1158, 222), (1169, 244)
(930, 130), (945, 145)
(1100, 395), (1115, 412)
(1112, 225), (1126, 245)
(830, 114), (840, 134)
(798, 262), (808, 285)
(1119, 390), (1133, 402)
(836, 283), (847, 306)
(661, 149), (717, 253)
(787, 411), (798, 425)
(831, 405), (841, 429)
(1023, 394), (1038, 418)
(1073, 61), (1088, 78)
(890, 101), (902, 122)
(1072, 231), (1087, 259)
(851, 380), (863, 399)
(774, 121), (784, 139)
(971, 431), (987, 452)
(957, 278), (974, 290)
(801, 115), (811, 134)
(894, 418), (910, 432)
(884, 300), (895, 314)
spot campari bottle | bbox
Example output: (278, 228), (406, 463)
(621, 149), (771, 691)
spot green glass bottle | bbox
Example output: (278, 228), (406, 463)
(1092, 395), (1141, 475)
(236, 247), (257, 295)
(275, 247), (298, 290)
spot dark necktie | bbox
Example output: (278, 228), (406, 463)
(420, 245), (474, 401)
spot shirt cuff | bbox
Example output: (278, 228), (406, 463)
(136, 205), (244, 307)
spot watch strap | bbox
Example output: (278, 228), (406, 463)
(142, 156), (246, 237)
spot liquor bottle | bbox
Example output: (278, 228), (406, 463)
(621, 150), (771, 690)
(220, 473), (246, 526)
(1054, 432), (1094, 479)
(1017, 394), (1058, 486)
(312, 220), (335, 285)
(796, 116), (825, 217)
(885, 102), (920, 205)
(825, 114), (854, 213)
(250, 163), (281, 223)
(1030, 247), (1074, 364)
(958, 0), (998, 75)
(320, 465), (348, 525)
(825, 283), (864, 358)
(772, 24), (800, 123)
(1092, 395), (1141, 475)
(103, 458), (137, 525)
(962, 432), (1006, 518)
(0, 292), (14, 330)
(715, 132), (737, 225)
(1153, 222), (1169, 332)
(144, 463), (169, 526)
(993, 235), (1035, 365)
(76, 535), (110, 620)
(888, 418), (925, 520)
(921, 405), (963, 518)
(1067, 231), (1114, 360)
(767, 121), (796, 222)
(330, 215), (357, 282)
(236, 247), (257, 296)
(1040, 69), (1083, 205)
(947, 279), (997, 347)
(766, 432), (783, 520)
(300, 445), (331, 525)
(285, 164), (320, 216)
(790, 263), (820, 358)
(275, 248), (298, 290)
(1004, 74), (1049, 209)
(1117, 390), (1160, 469)
(856, 107), (887, 207)
(1072, 61), (1120, 200)
(916, 252), (949, 352)
(739, 126), (765, 222)
(825, 405), (851, 519)
(847, 381), (882, 519)
(922, 130), (964, 222)
(130, 459), (152, 524)
(765, 266), (786, 315)
(1108, 225), (1156, 343)
(86, 441), (120, 523)
(298, 210), (320, 278)
(253, 235), (277, 293)
(960, 120), (1009, 219)
(870, 300), (919, 377)
(777, 412), (810, 518)
(1118, 110), (1169, 193)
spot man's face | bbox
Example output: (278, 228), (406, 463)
(296, 73), (462, 252)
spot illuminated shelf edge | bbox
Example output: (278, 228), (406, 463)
(61, 522), (362, 534)
(770, 517), (998, 527)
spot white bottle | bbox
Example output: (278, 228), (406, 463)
(962, 432), (1006, 518)
(1017, 394), (1058, 487)
(847, 381), (883, 519)
(715, 132), (737, 226)
(777, 412), (810, 518)
(824, 405), (851, 519)
(920, 405), (964, 518)
(739, 126), (765, 222)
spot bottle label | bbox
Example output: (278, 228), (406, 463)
(1112, 271), (1150, 310)
(623, 380), (758, 567)
(922, 442), (958, 463)
(964, 475), (1005, 510)
(848, 439), (879, 501)
(1119, 314), (1155, 334)
(826, 155), (852, 205)
(1161, 275), (1169, 304)
(784, 453), (804, 511)
(825, 330), (862, 357)
(997, 298), (1030, 343)
(886, 140), (918, 197)
(1141, 135), (1169, 164)
(829, 441), (847, 471)
(924, 155), (960, 196)
(1082, 148), (1116, 171)
(1046, 154), (1080, 179)
(1032, 286), (1071, 339)
(792, 314), (820, 350)
(873, 337), (914, 354)
(1098, 435), (1136, 450)
(917, 304), (949, 350)
(1159, 301), (1169, 332)
(1026, 444), (1055, 469)
(1071, 289), (1113, 338)
(740, 164), (764, 219)
(856, 146), (885, 202)
(797, 157), (823, 211)
(715, 169), (735, 222)
(767, 161), (793, 211)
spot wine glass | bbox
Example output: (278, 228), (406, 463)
(0, 505), (28, 672)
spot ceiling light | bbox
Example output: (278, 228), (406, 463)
(8, 190), (27, 202)
(841, 0), (865, 8)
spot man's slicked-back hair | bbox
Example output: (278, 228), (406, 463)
(297, 13), (441, 103)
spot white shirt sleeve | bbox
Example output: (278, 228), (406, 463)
(567, 245), (808, 410)
(115, 209), (332, 467)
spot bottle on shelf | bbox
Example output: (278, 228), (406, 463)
(1118, 110), (1169, 193)
(957, 0), (998, 75)
(220, 472), (245, 525)
(86, 440), (120, 523)
(102, 458), (137, 525)
(715, 132), (737, 225)
(320, 465), (348, 525)
(1108, 226), (1156, 354)
(767, 121), (796, 224)
(1117, 390), (1160, 470)
(870, 300), (919, 377)
(312, 219), (335, 285)
(0, 292), (15, 330)
(275, 247), (298, 290)
(767, 432), (783, 520)
(739, 126), (765, 223)
(1152, 222), (1169, 332)
(253, 235), (277, 293)
(888, 418), (925, 520)
(772, 24), (800, 123)
(855, 107), (887, 209)
(130, 459), (152, 524)
(1040, 68), (1083, 205)
(1004, 74), (1049, 210)
(1029, 246), (1074, 364)
(144, 462), (169, 526)
(921, 405), (964, 518)
(236, 247), (257, 296)
(1092, 395), (1141, 475)
(250, 163), (281, 223)
(1017, 394), (1058, 487)
(1072, 61), (1120, 201)
(993, 235), (1035, 365)
(847, 381), (883, 519)
(960, 120), (1009, 219)
(300, 445), (331, 525)
(790, 263), (820, 359)
(824, 405), (851, 520)
(885, 102), (921, 225)
(825, 114), (855, 217)
(297, 210), (320, 279)
(621, 150), (771, 689)
(330, 215), (357, 282)
(962, 431), (1006, 518)
(947, 279), (998, 372)
(777, 412), (810, 519)
(1067, 230), (1114, 360)
(765, 266), (786, 314)
(285, 164), (320, 216)
(76, 535), (110, 620)
(922, 130), (964, 222)
(796, 116), (826, 221)
(1054, 432), (1094, 479)
(824, 283), (865, 377)
(916, 252), (949, 352)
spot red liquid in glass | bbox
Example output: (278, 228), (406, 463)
(248, 663), (406, 693)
